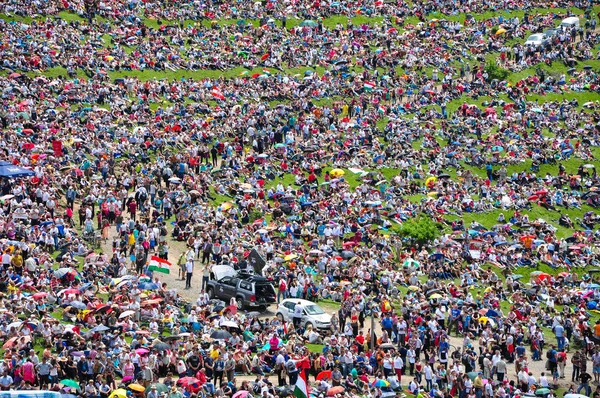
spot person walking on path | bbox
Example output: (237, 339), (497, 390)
(185, 259), (194, 289)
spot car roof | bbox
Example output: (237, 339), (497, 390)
(281, 298), (317, 305)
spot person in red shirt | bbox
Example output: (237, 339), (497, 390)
(128, 199), (137, 220)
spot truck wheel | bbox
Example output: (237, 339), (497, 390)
(236, 297), (245, 310)
(207, 287), (214, 299)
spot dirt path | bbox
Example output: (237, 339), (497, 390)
(100, 216), (583, 389)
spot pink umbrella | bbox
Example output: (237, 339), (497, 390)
(135, 348), (149, 355)
(232, 391), (249, 398)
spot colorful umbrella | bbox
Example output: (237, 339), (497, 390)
(61, 379), (80, 389)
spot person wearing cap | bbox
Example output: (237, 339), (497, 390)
(147, 384), (159, 398)
(473, 372), (483, 398)
(167, 386), (183, 398)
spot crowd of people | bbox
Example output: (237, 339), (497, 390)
(0, 0), (600, 398)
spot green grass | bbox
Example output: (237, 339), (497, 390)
(306, 343), (325, 353)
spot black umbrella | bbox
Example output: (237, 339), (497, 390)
(210, 330), (233, 340)
(438, 173), (451, 179)
(152, 342), (170, 351)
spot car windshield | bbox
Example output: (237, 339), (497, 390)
(304, 304), (325, 315)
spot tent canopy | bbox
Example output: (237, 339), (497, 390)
(0, 161), (35, 178)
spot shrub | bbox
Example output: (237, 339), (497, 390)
(483, 62), (510, 82)
(398, 216), (441, 245)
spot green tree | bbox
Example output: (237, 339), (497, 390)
(398, 216), (441, 245)
(483, 62), (510, 82)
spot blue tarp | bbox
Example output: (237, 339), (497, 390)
(0, 161), (35, 178)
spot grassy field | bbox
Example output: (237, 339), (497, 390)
(2, 5), (600, 384)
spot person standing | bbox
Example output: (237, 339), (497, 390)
(592, 350), (600, 383)
(578, 370), (592, 396)
(202, 263), (211, 291)
(225, 354), (235, 383)
(293, 301), (304, 329)
(557, 350), (567, 379)
(495, 356), (506, 382)
(572, 350), (582, 382)
(213, 354), (225, 388)
(185, 259), (193, 289)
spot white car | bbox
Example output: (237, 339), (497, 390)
(525, 33), (544, 47)
(276, 299), (332, 330)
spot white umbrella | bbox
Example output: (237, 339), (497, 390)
(6, 321), (22, 330)
(119, 310), (136, 319)
(221, 320), (239, 329)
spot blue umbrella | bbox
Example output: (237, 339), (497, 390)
(78, 282), (92, 291)
(138, 282), (160, 290)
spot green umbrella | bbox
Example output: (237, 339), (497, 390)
(535, 388), (550, 396)
(466, 372), (478, 381)
(510, 274), (524, 279)
(61, 379), (80, 389)
(300, 20), (319, 27)
(274, 143), (285, 148)
(145, 384), (169, 394)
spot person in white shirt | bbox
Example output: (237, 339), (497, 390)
(393, 354), (404, 382)
(539, 372), (549, 387)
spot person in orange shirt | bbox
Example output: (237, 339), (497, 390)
(593, 320), (600, 339)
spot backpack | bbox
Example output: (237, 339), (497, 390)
(546, 350), (553, 359)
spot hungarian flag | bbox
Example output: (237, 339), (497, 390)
(364, 81), (376, 91)
(262, 68), (271, 75)
(148, 256), (171, 274)
(293, 368), (309, 398)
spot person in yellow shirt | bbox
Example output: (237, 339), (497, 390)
(473, 372), (484, 398)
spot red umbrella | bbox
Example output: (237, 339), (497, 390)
(316, 370), (332, 380)
(8, 73), (21, 79)
(252, 73), (261, 78)
(528, 195), (538, 201)
(32, 292), (48, 300)
(261, 53), (269, 61)
(536, 189), (548, 196)
(177, 377), (201, 392)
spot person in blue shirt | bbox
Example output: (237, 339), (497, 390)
(381, 315), (393, 337)
(449, 305), (462, 336)
(554, 323), (565, 351)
